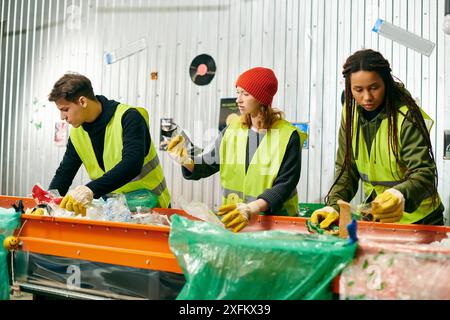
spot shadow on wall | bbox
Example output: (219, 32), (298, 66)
(97, 0), (259, 13)
(2, 20), (65, 38)
(97, 5), (231, 14)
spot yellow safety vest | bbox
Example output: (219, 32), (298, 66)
(70, 104), (171, 208)
(352, 105), (440, 224)
(219, 118), (305, 216)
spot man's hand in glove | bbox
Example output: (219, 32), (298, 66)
(217, 201), (261, 232)
(310, 206), (339, 229)
(372, 188), (404, 223)
(60, 186), (94, 216)
(167, 135), (194, 167)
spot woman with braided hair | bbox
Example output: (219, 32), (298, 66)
(311, 49), (444, 230)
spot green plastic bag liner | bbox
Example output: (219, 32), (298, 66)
(0, 207), (21, 300)
(169, 215), (357, 300)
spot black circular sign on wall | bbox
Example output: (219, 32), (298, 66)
(189, 54), (216, 86)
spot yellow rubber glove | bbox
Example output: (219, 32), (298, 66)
(31, 208), (45, 216)
(372, 188), (404, 223)
(167, 135), (194, 166)
(310, 206), (339, 229)
(217, 202), (261, 232)
(60, 185), (94, 216)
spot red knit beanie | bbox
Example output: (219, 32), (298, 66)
(235, 67), (278, 106)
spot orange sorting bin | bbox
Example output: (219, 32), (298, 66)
(2, 195), (450, 299)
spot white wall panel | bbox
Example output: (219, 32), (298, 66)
(321, 0), (339, 203)
(307, 0), (324, 201)
(1, 0), (449, 223)
(296, 0), (312, 203)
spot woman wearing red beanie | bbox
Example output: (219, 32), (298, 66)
(168, 67), (306, 232)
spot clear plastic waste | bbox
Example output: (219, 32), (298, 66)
(352, 203), (373, 221)
(104, 195), (131, 222)
(160, 119), (202, 156)
(86, 199), (106, 220)
(372, 18), (435, 56)
(130, 211), (171, 226)
(178, 196), (223, 227)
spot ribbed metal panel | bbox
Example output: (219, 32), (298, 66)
(1, 0), (449, 223)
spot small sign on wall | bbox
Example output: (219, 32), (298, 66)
(54, 121), (68, 147)
(292, 122), (309, 149)
(444, 130), (450, 160)
(219, 98), (239, 131)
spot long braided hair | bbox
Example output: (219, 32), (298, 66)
(325, 49), (438, 204)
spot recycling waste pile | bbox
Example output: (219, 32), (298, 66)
(0, 185), (186, 300)
(0, 185), (450, 300)
(26, 184), (170, 226)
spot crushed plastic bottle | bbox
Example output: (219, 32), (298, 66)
(86, 199), (106, 220)
(104, 195), (131, 222)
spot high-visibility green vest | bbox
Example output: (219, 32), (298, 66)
(70, 104), (171, 208)
(352, 105), (440, 224)
(219, 118), (304, 216)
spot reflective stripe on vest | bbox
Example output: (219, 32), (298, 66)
(359, 173), (405, 188)
(352, 105), (440, 223)
(222, 187), (297, 203)
(219, 118), (301, 216)
(70, 103), (171, 208)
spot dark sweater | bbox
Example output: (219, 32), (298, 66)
(182, 126), (302, 214)
(48, 95), (151, 198)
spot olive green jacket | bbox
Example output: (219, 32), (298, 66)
(327, 105), (443, 216)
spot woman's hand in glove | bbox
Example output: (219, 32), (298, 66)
(372, 188), (404, 223)
(310, 206), (339, 229)
(217, 201), (262, 232)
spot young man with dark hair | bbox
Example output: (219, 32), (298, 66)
(49, 73), (170, 215)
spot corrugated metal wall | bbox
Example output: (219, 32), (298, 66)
(1, 0), (449, 222)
